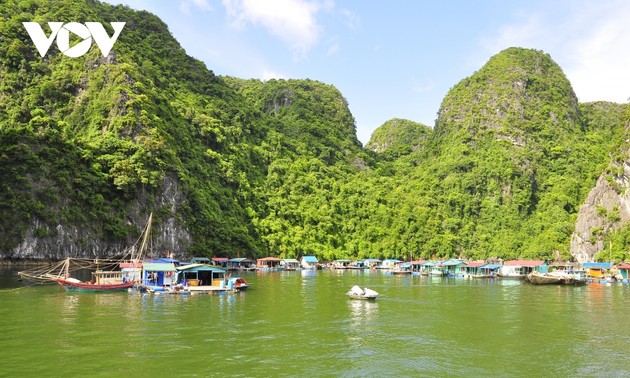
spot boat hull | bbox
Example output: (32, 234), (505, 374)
(56, 279), (135, 292)
(527, 272), (587, 286)
(348, 293), (377, 300)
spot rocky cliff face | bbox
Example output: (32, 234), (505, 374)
(571, 161), (630, 262)
(5, 175), (192, 260)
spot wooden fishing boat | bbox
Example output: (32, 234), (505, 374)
(56, 277), (135, 292)
(527, 271), (587, 286)
(387, 269), (412, 275)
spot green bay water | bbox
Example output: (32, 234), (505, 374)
(1, 268), (630, 377)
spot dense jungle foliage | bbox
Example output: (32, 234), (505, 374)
(1, 0), (628, 261)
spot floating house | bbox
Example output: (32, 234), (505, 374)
(230, 257), (255, 271)
(364, 258), (382, 269)
(478, 263), (501, 278)
(420, 261), (440, 276)
(380, 259), (403, 269)
(177, 264), (229, 287)
(190, 257), (211, 264)
(407, 260), (426, 274)
(281, 258), (300, 270)
(211, 257), (230, 268)
(443, 259), (466, 276)
(301, 256), (319, 269)
(425, 261), (447, 276)
(256, 257), (282, 270)
(461, 261), (486, 277)
(332, 259), (353, 269)
(582, 262), (613, 279)
(141, 262), (178, 288)
(499, 260), (547, 278)
(348, 260), (366, 269)
(617, 264), (630, 282)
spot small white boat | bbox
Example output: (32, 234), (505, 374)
(347, 285), (379, 300)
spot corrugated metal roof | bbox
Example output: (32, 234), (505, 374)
(618, 264), (630, 269)
(504, 260), (545, 267)
(466, 261), (486, 268)
(190, 257), (211, 264)
(231, 257), (253, 262)
(302, 256), (318, 263)
(177, 264), (225, 273)
(443, 259), (465, 266)
(257, 257), (281, 262)
(480, 264), (502, 270)
(283, 259), (300, 263)
(408, 260), (426, 264)
(142, 262), (177, 272)
(583, 262), (612, 269)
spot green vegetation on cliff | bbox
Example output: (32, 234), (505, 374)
(365, 118), (431, 160)
(0, 0), (267, 256)
(0, 1), (628, 261)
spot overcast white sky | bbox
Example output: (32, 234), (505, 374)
(103, 0), (630, 144)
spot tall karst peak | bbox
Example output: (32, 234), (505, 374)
(435, 47), (581, 147)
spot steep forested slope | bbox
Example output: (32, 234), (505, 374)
(356, 48), (626, 261)
(0, 0), (269, 258)
(412, 48), (618, 259)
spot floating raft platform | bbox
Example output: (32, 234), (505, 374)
(144, 284), (242, 295)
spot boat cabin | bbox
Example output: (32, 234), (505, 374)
(92, 270), (125, 284)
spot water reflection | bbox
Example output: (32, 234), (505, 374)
(60, 294), (79, 325)
(348, 299), (379, 324)
(217, 291), (237, 319)
(300, 269), (316, 278)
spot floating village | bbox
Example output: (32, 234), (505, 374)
(15, 252), (630, 297)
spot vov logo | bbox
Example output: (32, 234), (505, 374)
(22, 22), (126, 58)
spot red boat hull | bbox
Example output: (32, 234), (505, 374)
(56, 279), (135, 292)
